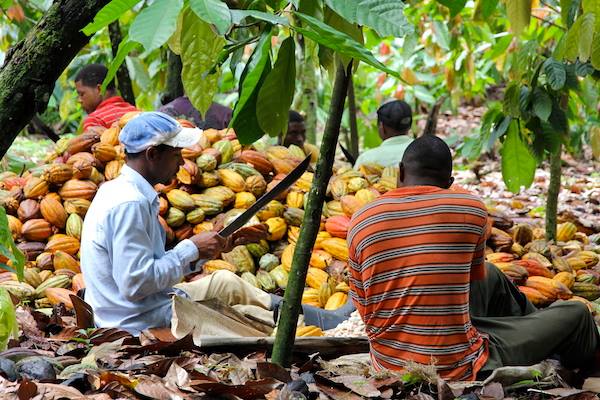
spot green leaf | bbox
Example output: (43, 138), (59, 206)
(432, 20), (450, 50)
(0, 287), (19, 351)
(563, 15), (582, 61)
(190, 0), (231, 35)
(490, 115), (512, 146)
(231, 30), (273, 144)
(592, 32), (600, 70)
(257, 37), (296, 137)
(578, 12), (595, 62)
(102, 37), (142, 92)
(129, 0), (184, 51)
(501, 121), (536, 193)
(292, 12), (399, 77)
(298, 0), (323, 19)
(544, 59), (566, 90)
(590, 126), (600, 160)
(532, 88), (552, 121)
(413, 86), (435, 104)
(167, 10), (184, 55)
(230, 9), (289, 25)
(181, 8), (226, 116)
(324, 0), (413, 37)
(82, 0), (139, 36)
(436, 0), (467, 17)
(503, 83), (521, 117)
(0, 207), (25, 281)
(474, 0), (499, 20)
(560, 0), (574, 26)
(324, 7), (363, 68)
(505, 0), (532, 36)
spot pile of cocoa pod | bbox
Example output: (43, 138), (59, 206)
(486, 218), (600, 311)
(0, 112), (399, 324)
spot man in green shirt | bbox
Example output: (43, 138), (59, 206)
(354, 100), (414, 169)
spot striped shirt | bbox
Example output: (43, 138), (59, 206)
(347, 186), (489, 381)
(82, 96), (138, 131)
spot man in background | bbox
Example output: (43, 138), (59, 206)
(354, 100), (414, 169)
(75, 64), (138, 131)
(159, 96), (232, 130)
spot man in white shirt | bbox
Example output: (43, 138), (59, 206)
(80, 112), (268, 334)
(354, 100), (414, 169)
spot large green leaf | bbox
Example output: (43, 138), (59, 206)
(230, 9), (289, 25)
(257, 37), (296, 137)
(436, 0), (467, 17)
(324, 0), (413, 37)
(501, 121), (536, 193)
(324, 7), (363, 69)
(298, 0), (323, 19)
(190, 0), (231, 35)
(563, 14), (582, 61)
(502, 82), (521, 117)
(292, 12), (399, 77)
(432, 20), (450, 50)
(102, 37), (142, 92)
(592, 32), (600, 70)
(578, 12), (595, 62)
(129, 0), (183, 51)
(505, 0), (531, 36)
(181, 8), (226, 116)
(544, 59), (566, 90)
(231, 30), (273, 144)
(532, 88), (552, 122)
(167, 10), (184, 55)
(0, 207), (25, 281)
(82, 0), (140, 36)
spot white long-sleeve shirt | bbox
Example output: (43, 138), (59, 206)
(81, 165), (199, 334)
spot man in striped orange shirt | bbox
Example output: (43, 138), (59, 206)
(348, 135), (598, 380)
(75, 64), (139, 131)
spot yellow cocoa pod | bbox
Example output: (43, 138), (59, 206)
(234, 192), (256, 209)
(217, 169), (246, 192)
(296, 325), (324, 337)
(325, 292), (349, 310)
(167, 189), (196, 211)
(557, 222), (577, 242)
(203, 259), (237, 274)
(553, 271), (575, 289)
(321, 238), (349, 261)
(265, 217), (287, 241)
(286, 191), (304, 209)
(301, 288), (321, 307)
(306, 267), (329, 290)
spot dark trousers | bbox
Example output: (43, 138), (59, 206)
(471, 263), (599, 373)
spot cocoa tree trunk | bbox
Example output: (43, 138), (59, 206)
(162, 49), (184, 105)
(545, 144), (562, 241)
(0, 0), (111, 158)
(272, 60), (352, 368)
(108, 21), (136, 105)
(347, 75), (359, 159)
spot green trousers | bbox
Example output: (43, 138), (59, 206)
(470, 263), (599, 375)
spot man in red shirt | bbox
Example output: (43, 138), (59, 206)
(75, 64), (139, 131)
(348, 135), (599, 380)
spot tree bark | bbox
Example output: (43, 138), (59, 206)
(0, 0), (111, 158)
(108, 21), (135, 105)
(162, 49), (184, 105)
(272, 61), (351, 368)
(545, 144), (562, 241)
(347, 75), (359, 159)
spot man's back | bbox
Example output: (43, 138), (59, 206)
(347, 186), (489, 380)
(81, 166), (178, 333)
(82, 96), (138, 131)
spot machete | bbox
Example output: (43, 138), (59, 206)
(218, 155), (311, 237)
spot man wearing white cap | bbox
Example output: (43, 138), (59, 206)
(80, 112), (270, 335)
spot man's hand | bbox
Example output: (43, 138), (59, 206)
(189, 231), (228, 260)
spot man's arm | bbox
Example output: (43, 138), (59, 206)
(471, 220), (488, 281)
(108, 202), (199, 301)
